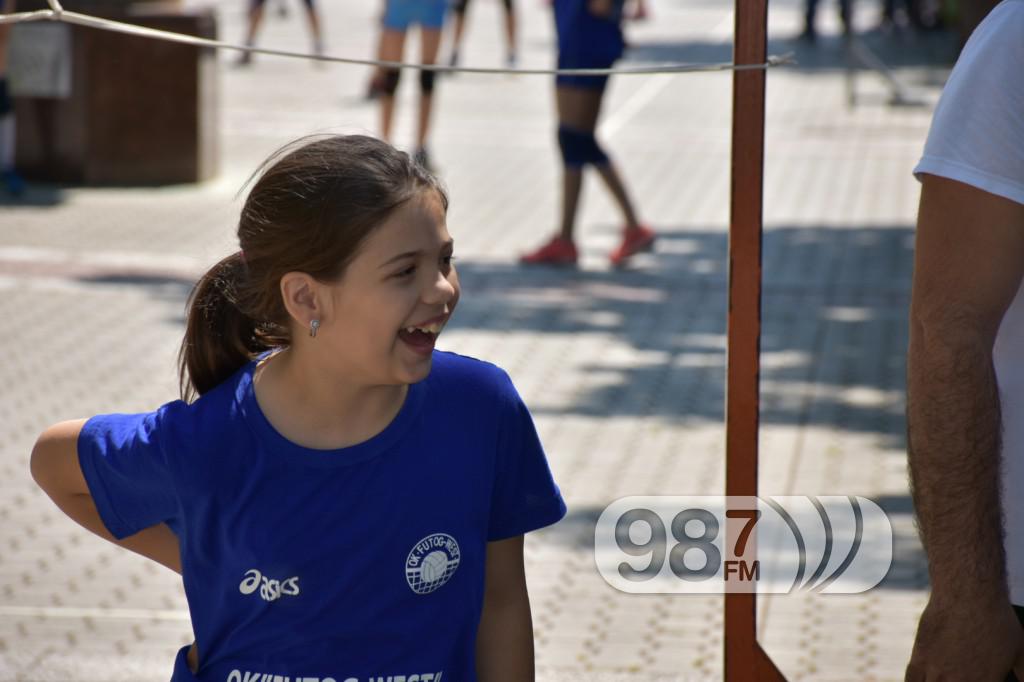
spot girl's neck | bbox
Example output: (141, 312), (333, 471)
(252, 347), (408, 451)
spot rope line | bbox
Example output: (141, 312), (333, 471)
(0, 8), (794, 76)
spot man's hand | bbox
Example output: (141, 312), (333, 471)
(906, 596), (1024, 681)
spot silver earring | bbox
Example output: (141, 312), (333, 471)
(309, 319), (320, 338)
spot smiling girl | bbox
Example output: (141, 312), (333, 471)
(29, 135), (566, 682)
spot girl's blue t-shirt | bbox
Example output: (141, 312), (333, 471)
(77, 350), (567, 682)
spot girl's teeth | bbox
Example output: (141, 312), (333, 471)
(406, 323), (442, 334)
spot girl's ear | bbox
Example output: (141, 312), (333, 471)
(279, 272), (322, 329)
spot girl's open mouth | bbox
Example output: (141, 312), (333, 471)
(398, 321), (443, 356)
(399, 327), (436, 346)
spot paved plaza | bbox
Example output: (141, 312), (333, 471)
(0, 0), (960, 679)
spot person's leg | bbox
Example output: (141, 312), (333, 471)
(559, 168), (584, 241)
(449, 0), (469, 67)
(524, 68), (646, 265)
(502, 0), (517, 65)
(0, 86), (13, 173)
(366, 13), (388, 100)
(565, 82), (651, 265)
(594, 164), (640, 229)
(415, 26), (444, 162)
(0, 22), (23, 200)
(0, 77), (21, 196)
(561, 85), (640, 231)
(555, 85), (597, 241)
(301, 0), (324, 53)
(519, 82), (586, 264)
(239, 0), (266, 65)
(880, 0), (895, 23)
(839, 0), (852, 34)
(557, 81), (604, 131)
(803, 0), (819, 39)
(378, 29), (407, 142)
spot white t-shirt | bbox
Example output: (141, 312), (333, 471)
(914, 0), (1024, 604)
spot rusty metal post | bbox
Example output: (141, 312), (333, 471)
(724, 0), (786, 679)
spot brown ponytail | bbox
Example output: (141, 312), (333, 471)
(177, 134), (447, 403)
(177, 251), (284, 402)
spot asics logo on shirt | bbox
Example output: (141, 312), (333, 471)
(239, 568), (300, 602)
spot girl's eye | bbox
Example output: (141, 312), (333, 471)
(394, 255), (454, 279)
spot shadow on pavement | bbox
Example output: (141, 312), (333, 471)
(0, 182), (67, 207)
(453, 224), (912, 446)
(625, 27), (957, 70)
(76, 272), (196, 327)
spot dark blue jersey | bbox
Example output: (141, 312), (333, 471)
(78, 350), (566, 682)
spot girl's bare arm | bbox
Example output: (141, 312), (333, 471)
(30, 419), (182, 574)
(475, 535), (535, 682)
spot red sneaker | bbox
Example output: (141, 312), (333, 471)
(610, 225), (656, 267)
(520, 236), (578, 266)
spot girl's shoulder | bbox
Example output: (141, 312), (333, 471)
(151, 361), (251, 448)
(428, 350), (519, 402)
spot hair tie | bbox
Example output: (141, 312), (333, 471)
(238, 249), (246, 265)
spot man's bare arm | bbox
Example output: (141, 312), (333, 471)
(906, 174), (1024, 679)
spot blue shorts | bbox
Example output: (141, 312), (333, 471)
(383, 0), (449, 30)
(554, 0), (624, 90)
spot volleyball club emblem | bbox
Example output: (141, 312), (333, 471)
(406, 533), (461, 594)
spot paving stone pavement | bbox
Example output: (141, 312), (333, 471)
(0, 0), (959, 679)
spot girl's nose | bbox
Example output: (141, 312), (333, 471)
(424, 269), (457, 305)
